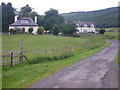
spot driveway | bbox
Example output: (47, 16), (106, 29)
(29, 40), (119, 88)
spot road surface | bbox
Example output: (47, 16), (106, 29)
(29, 40), (119, 88)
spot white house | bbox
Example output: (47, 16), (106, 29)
(76, 21), (96, 34)
(9, 16), (39, 34)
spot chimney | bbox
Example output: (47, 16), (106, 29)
(35, 16), (37, 23)
(15, 15), (18, 22)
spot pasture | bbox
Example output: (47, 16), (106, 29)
(2, 34), (110, 88)
(103, 28), (120, 40)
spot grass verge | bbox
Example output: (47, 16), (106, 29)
(116, 50), (120, 68)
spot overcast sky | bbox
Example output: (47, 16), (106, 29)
(0, 0), (120, 15)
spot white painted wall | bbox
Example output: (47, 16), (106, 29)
(9, 26), (39, 34)
(76, 24), (96, 33)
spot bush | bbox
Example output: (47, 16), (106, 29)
(99, 29), (105, 35)
(9, 28), (17, 34)
(52, 24), (59, 35)
(37, 26), (44, 35)
(28, 28), (33, 34)
(72, 34), (80, 37)
(48, 30), (52, 34)
(13, 29), (17, 34)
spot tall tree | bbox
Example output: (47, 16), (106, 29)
(44, 8), (64, 30)
(62, 21), (77, 35)
(19, 4), (32, 17)
(1, 2), (15, 32)
(6, 3), (15, 24)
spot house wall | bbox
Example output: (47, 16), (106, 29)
(76, 24), (96, 34)
(76, 27), (95, 33)
(9, 26), (39, 34)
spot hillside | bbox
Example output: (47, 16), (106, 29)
(62, 7), (119, 28)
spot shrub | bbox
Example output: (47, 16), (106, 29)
(37, 26), (44, 35)
(13, 29), (17, 34)
(52, 24), (59, 35)
(99, 29), (105, 35)
(9, 28), (17, 34)
(72, 34), (80, 37)
(48, 30), (52, 34)
(28, 28), (33, 34)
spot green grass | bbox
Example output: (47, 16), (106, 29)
(104, 28), (119, 32)
(2, 34), (88, 60)
(116, 51), (120, 68)
(104, 32), (119, 40)
(103, 28), (120, 40)
(2, 34), (111, 88)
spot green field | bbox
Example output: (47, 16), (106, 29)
(2, 34), (110, 88)
(103, 28), (120, 40)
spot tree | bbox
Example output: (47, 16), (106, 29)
(44, 8), (64, 30)
(52, 24), (60, 35)
(37, 26), (44, 35)
(99, 29), (105, 35)
(38, 15), (44, 26)
(19, 4), (32, 17)
(28, 11), (38, 20)
(6, 3), (15, 24)
(62, 21), (77, 35)
(28, 28), (33, 33)
(1, 2), (15, 32)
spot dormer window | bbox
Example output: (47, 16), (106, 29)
(21, 20), (24, 23)
(21, 19), (29, 24)
(84, 24), (87, 27)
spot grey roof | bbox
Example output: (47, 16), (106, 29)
(76, 21), (94, 27)
(9, 17), (39, 26)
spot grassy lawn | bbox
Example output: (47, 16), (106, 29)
(103, 28), (120, 40)
(2, 34), (111, 88)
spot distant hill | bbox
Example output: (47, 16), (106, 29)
(62, 7), (119, 28)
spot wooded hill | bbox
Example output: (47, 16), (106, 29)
(62, 7), (119, 28)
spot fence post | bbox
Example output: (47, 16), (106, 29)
(45, 48), (47, 54)
(65, 45), (67, 49)
(56, 48), (58, 53)
(19, 40), (24, 64)
(35, 50), (37, 55)
(11, 52), (13, 67)
(52, 49), (54, 56)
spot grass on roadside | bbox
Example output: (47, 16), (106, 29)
(116, 50), (120, 68)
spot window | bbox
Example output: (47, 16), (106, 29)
(84, 24), (87, 28)
(25, 20), (29, 23)
(21, 20), (24, 23)
(21, 19), (29, 24)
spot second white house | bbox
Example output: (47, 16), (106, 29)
(76, 21), (96, 34)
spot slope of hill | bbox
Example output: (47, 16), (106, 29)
(62, 7), (119, 28)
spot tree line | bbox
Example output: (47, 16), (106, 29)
(0, 2), (76, 36)
(63, 7), (119, 28)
